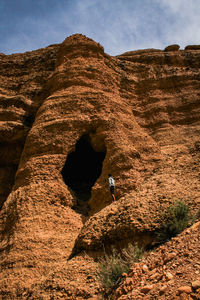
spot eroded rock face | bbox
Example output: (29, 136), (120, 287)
(0, 45), (58, 207)
(0, 35), (200, 298)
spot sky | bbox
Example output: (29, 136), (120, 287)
(0, 0), (200, 56)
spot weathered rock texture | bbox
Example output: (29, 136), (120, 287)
(113, 222), (200, 299)
(0, 45), (58, 207)
(0, 34), (200, 298)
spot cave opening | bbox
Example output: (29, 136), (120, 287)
(61, 134), (106, 211)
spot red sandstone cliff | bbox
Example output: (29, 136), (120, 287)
(0, 34), (200, 299)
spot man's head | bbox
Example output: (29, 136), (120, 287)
(108, 174), (112, 177)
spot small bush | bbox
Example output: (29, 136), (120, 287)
(97, 243), (143, 295)
(121, 243), (143, 265)
(156, 200), (193, 243)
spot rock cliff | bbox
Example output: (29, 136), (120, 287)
(0, 34), (200, 299)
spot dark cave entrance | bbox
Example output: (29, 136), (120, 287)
(61, 134), (106, 211)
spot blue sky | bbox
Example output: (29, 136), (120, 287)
(1, 0), (200, 55)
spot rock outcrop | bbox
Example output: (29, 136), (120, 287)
(164, 44), (180, 51)
(0, 34), (200, 298)
(185, 44), (200, 50)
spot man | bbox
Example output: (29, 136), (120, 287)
(108, 174), (115, 201)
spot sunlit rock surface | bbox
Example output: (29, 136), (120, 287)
(0, 34), (200, 298)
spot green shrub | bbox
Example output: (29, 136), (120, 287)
(156, 200), (193, 243)
(97, 243), (143, 295)
(121, 243), (143, 265)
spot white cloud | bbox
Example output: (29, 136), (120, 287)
(2, 0), (200, 55)
(155, 0), (200, 48)
(157, 0), (199, 13)
(61, 0), (166, 54)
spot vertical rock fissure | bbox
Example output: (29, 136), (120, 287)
(61, 134), (106, 214)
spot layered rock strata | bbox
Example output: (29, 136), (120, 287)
(0, 45), (58, 207)
(0, 34), (200, 298)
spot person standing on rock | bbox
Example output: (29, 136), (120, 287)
(108, 174), (115, 201)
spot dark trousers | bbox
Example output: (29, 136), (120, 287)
(110, 185), (114, 195)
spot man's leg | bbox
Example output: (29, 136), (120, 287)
(110, 186), (115, 201)
(112, 194), (115, 201)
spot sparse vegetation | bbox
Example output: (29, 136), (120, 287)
(156, 200), (194, 243)
(97, 243), (143, 296)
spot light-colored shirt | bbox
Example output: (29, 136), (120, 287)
(108, 176), (115, 187)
